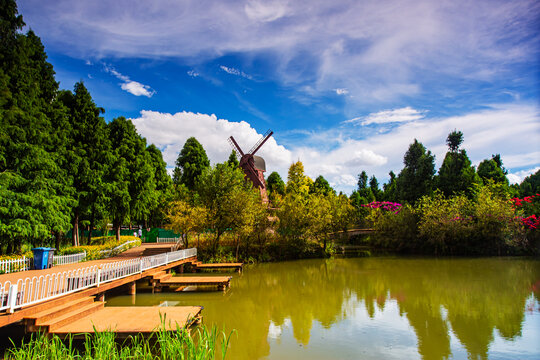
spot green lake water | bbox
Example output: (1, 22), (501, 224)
(106, 257), (540, 360)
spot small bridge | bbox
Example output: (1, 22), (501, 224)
(331, 228), (375, 238)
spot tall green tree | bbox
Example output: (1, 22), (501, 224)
(311, 175), (335, 196)
(477, 154), (508, 185)
(286, 161), (310, 195)
(369, 176), (382, 201)
(196, 163), (254, 254)
(146, 144), (173, 227)
(396, 139), (436, 204)
(0, 2), (71, 252)
(106, 117), (155, 239)
(227, 150), (239, 168)
(267, 171), (285, 196)
(58, 82), (108, 246)
(173, 137), (210, 191)
(437, 131), (480, 197)
(519, 170), (540, 197)
(382, 171), (398, 201)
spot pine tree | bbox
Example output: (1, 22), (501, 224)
(173, 137), (210, 191)
(58, 82), (109, 246)
(477, 154), (508, 185)
(0, 2), (71, 252)
(437, 131), (480, 197)
(267, 171), (285, 195)
(227, 150), (239, 168)
(311, 175), (335, 196)
(396, 139), (436, 204)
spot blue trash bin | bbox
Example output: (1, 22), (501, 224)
(32, 247), (54, 270)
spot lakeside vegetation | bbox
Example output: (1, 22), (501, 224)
(5, 323), (232, 360)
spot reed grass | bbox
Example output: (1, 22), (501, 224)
(5, 321), (233, 360)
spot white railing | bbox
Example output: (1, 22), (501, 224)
(0, 257), (31, 274)
(0, 248), (197, 313)
(99, 239), (140, 258)
(157, 237), (180, 243)
(53, 252), (86, 266)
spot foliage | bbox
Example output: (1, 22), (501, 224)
(173, 137), (210, 191)
(369, 176), (382, 201)
(477, 155), (508, 185)
(446, 130), (463, 152)
(57, 236), (141, 260)
(227, 150), (239, 168)
(396, 139), (436, 204)
(310, 175), (335, 196)
(366, 204), (418, 251)
(437, 131), (480, 197)
(196, 163), (257, 254)
(286, 161), (311, 195)
(519, 169), (540, 197)
(166, 200), (207, 248)
(416, 185), (525, 254)
(0, 2), (72, 253)
(267, 171), (285, 196)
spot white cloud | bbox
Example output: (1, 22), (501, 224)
(20, 0), (538, 103)
(104, 65), (155, 97)
(187, 70), (199, 77)
(244, 0), (289, 22)
(120, 81), (155, 97)
(358, 107), (427, 126)
(335, 88), (349, 95)
(507, 167), (540, 184)
(220, 65), (253, 80)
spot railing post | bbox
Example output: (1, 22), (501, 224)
(140, 258), (143, 273)
(7, 284), (18, 313)
(165, 252), (169, 264)
(96, 265), (102, 287)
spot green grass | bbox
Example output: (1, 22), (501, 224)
(5, 321), (234, 360)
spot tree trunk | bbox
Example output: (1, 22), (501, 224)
(72, 210), (79, 247)
(88, 205), (95, 245)
(113, 218), (121, 241)
(54, 231), (61, 250)
(235, 235), (240, 262)
(214, 232), (221, 256)
(183, 233), (189, 249)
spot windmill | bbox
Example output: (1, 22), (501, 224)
(228, 129), (274, 203)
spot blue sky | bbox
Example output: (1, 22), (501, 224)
(18, 0), (540, 193)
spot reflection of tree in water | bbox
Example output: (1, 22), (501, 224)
(201, 257), (539, 360)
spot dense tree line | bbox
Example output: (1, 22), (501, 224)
(0, 2), (172, 253)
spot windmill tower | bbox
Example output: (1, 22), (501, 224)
(228, 130), (273, 203)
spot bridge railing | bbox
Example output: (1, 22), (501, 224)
(0, 247), (197, 313)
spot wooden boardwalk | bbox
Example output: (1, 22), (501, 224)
(0, 253), (198, 328)
(194, 262), (243, 272)
(50, 306), (202, 336)
(156, 275), (232, 291)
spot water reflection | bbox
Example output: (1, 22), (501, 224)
(106, 257), (540, 360)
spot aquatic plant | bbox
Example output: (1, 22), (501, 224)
(4, 323), (233, 360)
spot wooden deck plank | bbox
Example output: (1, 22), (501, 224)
(195, 263), (243, 269)
(50, 306), (202, 334)
(160, 276), (231, 286)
